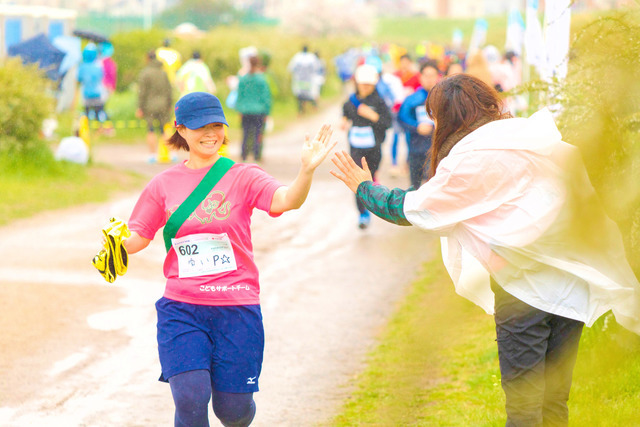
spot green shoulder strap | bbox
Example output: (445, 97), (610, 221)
(163, 156), (235, 252)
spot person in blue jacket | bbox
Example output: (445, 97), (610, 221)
(397, 60), (440, 189)
(76, 43), (108, 131)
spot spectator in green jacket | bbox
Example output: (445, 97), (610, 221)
(235, 56), (272, 162)
(136, 50), (173, 163)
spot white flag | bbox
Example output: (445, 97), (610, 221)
(468, 18), (488, 57)
(452, 28), (464, 51)
(543, 0), (572, 80)
(524, 0), (547, 75)
(506, 7), (525, 56)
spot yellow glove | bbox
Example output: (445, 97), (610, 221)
(92, 217), (131, 283)
(92, 248), (116, 283)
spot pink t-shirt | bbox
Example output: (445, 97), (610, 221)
(128, 161), (283, 306)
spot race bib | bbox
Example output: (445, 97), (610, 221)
(348, 126), (376, 148)
(172, 233), (238, 278)
(415, 105), (434, 125)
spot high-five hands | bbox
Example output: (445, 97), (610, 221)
(301, 124), (338, 171)
(330, 151), (373, 193)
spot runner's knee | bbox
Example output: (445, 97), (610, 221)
(169, 370), (212, 424)
(212, 390), (256, 427)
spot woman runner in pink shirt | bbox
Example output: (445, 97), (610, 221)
(121, 91), (335, 427)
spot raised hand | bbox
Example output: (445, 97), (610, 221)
(330, 150), (373, 193)
(301, 124), (338, 171)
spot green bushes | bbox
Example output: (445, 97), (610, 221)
(111, 26), (362, 98)
(0, 58), (54, 154)
(514, 9), (640, 276)
(111, 28), (168, 93)
(105, 26), (360, 137)
(554, 10), (640, 275)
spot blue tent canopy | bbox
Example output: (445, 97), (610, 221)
(8, 33), (66, 80)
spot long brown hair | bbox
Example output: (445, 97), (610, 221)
(425, 73), (509, 177)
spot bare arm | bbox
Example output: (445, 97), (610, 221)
(123, 231), (152, 255)
(357, 104), (380, 122)
(269, 169), (314, 213)
(417, 123), (434, 135)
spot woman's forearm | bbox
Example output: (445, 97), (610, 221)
(356, 182), (412, 226)
(123, 231), (152, 254)
(270, 168), (314, 213)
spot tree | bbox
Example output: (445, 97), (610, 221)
(280, 0), (375, 37)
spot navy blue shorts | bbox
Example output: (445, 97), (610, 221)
(155, 297), (264, 393)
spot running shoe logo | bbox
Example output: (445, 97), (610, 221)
(246, 376), (256, 384)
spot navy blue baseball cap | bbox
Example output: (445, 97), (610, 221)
(174, 92), (228, 129)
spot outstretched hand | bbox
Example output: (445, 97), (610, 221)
(301, 124), (338, 171)
(330, 151), (373, 193)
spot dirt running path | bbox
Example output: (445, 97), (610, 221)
(0, 104), (437, 426)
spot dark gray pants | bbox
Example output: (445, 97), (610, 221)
(492, 280), (584, 427)
(350, 145), (381, 214)
(241, 114), (266, 161)
(408, 149), (428, 190)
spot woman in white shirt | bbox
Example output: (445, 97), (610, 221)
(330, 73), (640, 426)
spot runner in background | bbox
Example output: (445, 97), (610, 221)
(365, 55), (406, 179)
(445, 60), (464, 76)
(390, 53), (421, 176)
(334, 48), (359, 88)
(397, 60), (440, 189)
(235, 55), (272, 162)
(175, 50), (217, 99)
(465, 49), (494, 89)
(341, 64), (392, 229)
(75, 43), (108, 135)
(312, 50), (327, 105)
(394, 53), (422, 93)
(156, 39), (182, 85)
(136, 50), (173, 163)
(287, 45), (321, 116)
(115, 92), (336, 427)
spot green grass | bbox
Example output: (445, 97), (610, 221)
(375, 15), (508, 50)
(569, 317), (640, 425)
(373, 10), (610, 55)
(0, 148), (145, 226)
(329, 258), (640, 426)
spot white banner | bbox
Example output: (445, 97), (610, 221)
(543, 0), (572, 80)
(524, 0), (547, 76)
(468, 18), (488, 56)
(506, 7), (525, 56)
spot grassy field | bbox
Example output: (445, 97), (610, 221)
(0, 148), (145, 226)
(375, 15), (508, 49)
(329, 258), (640, 426)
(374, 10), (610, 55)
